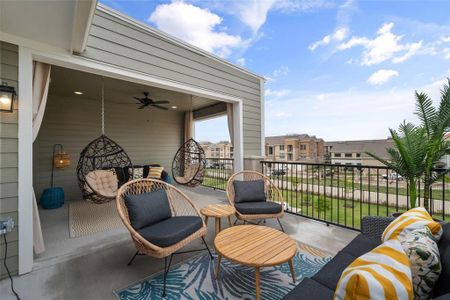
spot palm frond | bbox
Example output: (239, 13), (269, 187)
(415, 91), (437, 137)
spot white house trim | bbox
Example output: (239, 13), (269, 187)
(260, 78), (266, 156)
(13, 38), (245, 273)
(71, 0), (97, 54)
(18, 47), (34, 275)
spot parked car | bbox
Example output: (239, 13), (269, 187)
(382, 173), (403, 181)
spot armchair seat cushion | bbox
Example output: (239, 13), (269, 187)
(283, 278), (334, 300)
(235, 201), (282, 215)
(341, 234), (380, 257)
(138, 216), (203, 247)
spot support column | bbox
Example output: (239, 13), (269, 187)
(18, 46), (34, 274)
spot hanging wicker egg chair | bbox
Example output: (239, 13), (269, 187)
(76, 134), (133, 204)
(172, 138), (206, 187)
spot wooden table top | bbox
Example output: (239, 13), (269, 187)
(200, 204), (235, 217)
(214, 225), (297, 267)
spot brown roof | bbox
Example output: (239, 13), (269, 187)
(265, 134), (322, 145)
(325, 139), (394, 158)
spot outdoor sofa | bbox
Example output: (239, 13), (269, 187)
(283, 216), (450, 299)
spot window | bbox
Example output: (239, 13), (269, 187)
(279, 145), (285, 151)
(334, 153), (341, 157)
(356, 153), (361, 157)
(268, 147), (273, 155)
(345, 153), (352, 157)
(287, 145), (293, 152)
(335, 162), (342, 165)
(230, 147), (234, 152)
(300, 144), (306, 150)
(288, 154), (293, 161)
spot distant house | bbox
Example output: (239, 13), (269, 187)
(438, 133), (450, 169)
(324, 139), (394, 167)
(265, 134), (325, 163)
(201, 141), (233, 159)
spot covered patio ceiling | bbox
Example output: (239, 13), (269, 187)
(49, 66), (222, 112)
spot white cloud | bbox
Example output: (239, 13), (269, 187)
(337, 22), (423, 66)
(309, 27), (349, 51)
(233, 0), (333, 34)
(149, 2), (244, 57)
(265, 78), (446, 141)
(265, 66), (290, 82)
(367, 69), (399, 85)
(236, 58), (246, 66)
(265, 88), (291, 98)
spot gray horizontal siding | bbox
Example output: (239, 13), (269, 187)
(78, 9), (262, 156)
(34, 94), (184, 202)
(0, 41), (18, 278)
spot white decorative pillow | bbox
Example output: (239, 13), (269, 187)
(400, 227), (441, 300)
(130, 167), (144, 180)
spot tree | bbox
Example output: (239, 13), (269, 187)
(414, 79), (450, 210)
(367, 122), (427, 208)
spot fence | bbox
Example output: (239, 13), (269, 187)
(261, 161), (449, 230)
(201, 158), (234, 190)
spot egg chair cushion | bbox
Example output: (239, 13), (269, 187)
(85, 170), (118, 198)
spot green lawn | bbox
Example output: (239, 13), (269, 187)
(281, 190), (450, 229)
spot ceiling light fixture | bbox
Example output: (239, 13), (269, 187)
(171, 106), (177, 109)
(74, 91), (83, 95)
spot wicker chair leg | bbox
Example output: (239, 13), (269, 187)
(233, 218), (238, 225)
(277, 218), (285, 232)
(127, 251), (139, 266)
(163, 254), (174, 297)
(202, 237), (214, 259)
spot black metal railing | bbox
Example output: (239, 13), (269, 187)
(202, 158), (234, 190)
(261, 161), (449, 230)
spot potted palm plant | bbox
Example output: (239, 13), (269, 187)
(367, 79), (450, 215)
(367, 122), (426, 211)
(414, 79), (450, 211)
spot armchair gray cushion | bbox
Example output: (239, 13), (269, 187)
(233, 180), (266, 203)
(124, 189), (172, 230)
(283, 278), (334, 300)
(312, 251), (356, 290)
(137, 216), (203, 247)
(235, 201), (282, 215)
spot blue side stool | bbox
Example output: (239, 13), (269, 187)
(40, 187), (64, 209)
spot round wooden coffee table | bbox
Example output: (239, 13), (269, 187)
(200, 204), (235, 236)
(214, 225), (297, 300)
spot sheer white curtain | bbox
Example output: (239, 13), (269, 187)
(32, 62), (51, 254)
(227, 103), (234, 145)
(184, 111), (194, 142)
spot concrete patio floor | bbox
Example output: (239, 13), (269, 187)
(0, 186), (357, 300)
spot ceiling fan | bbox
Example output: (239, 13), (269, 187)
(132, 92), (169, 110)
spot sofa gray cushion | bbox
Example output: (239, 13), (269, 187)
(341, 234), (380, 258)
(235, 201), (282, 215)
(283, 278), (333, 300)
(138, 216), (203, 247)
(124, 189), (172, 230)
(434, 223), (450, 297)
(233, 180), (266, 203)
(312, 251), (356, 290)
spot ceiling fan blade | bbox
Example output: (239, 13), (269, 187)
(138, 104), (146, 109)
(152, 101), (170, 104)
(151, 104), (169, 110)
(134, 97), (146, 104)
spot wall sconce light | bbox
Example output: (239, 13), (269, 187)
(0, 83), (16, 112)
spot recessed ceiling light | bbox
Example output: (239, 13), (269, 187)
(171, 106), (177, 109)
(74, 91), (83, 95)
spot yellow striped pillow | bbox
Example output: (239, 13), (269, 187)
(334, 239), (413, 300)
(147, 167), (164, 179)
(382, 207), (442, 242)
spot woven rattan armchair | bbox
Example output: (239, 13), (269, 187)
(116, 178), (212, 296)
(226, 171), (285, 231)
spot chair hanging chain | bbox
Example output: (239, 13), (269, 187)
(101, 77), (105, 135)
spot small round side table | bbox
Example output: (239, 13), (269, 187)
(200, 204), (235, 236)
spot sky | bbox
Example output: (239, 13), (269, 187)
(100, 0), (450, 142)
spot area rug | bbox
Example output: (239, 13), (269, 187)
(114, 243), (332, 300)
(69, 199), (123, 238)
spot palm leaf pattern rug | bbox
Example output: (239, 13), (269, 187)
(114, 243), (331, 300)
